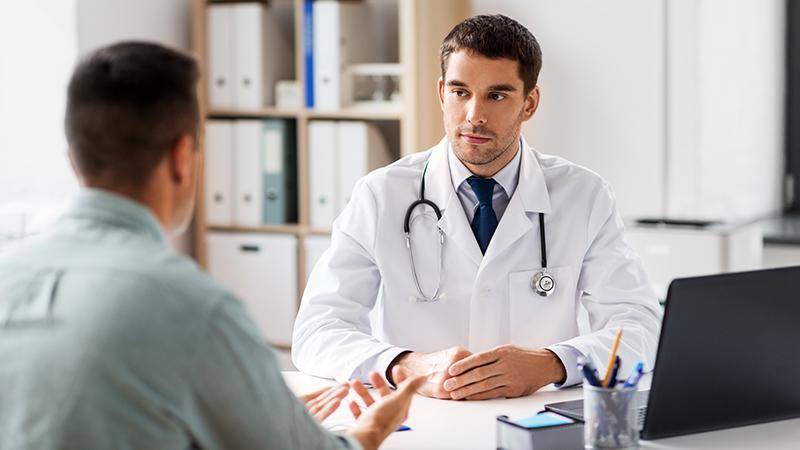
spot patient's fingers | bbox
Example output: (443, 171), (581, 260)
(300, 386), (330, 403)
(351, 379), (375, 407)
(369, 371), (392, 397)
(349, 400), (362, 419)
(313, 397), (342, 421)
(306, 383), (348, 411)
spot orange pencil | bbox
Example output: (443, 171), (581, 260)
(602, 327), (623, 387)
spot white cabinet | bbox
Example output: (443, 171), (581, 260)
(206, 232), (298, 346)
(625, 221), (763, 300)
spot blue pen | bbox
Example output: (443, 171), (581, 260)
(577, 356), (602, 387)
(623, 361), (645, 388)
(607, 356), (622, 387)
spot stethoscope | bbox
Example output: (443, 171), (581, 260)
(404, 160), (555, 302)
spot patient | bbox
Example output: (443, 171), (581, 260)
(0, 41), (422, 450)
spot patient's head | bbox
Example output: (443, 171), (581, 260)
(65, 41), (200, 234)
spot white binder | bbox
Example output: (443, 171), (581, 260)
(206, 232), (298, 346)
(312, 1), (371, 110)
(233, 120), (263, 226)
(335, 121), (392, 213)
(232, 3), (294, 109)
(304, 235), (332, 281)
(204, 120), (233, 226)
(207, 4), (234, 109)
(308, 120), (338, 229)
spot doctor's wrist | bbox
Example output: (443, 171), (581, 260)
(386, 351), (413, 386)
(543, 349), (567, 385)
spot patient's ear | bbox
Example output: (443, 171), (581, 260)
(168, 134), (196, 186)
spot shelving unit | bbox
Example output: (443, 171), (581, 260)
(191, 0), (469, 346)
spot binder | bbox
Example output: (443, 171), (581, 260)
(308, 120), (338, 229)
(204, 120), (234, 226)
(303, 0), (314, 107)
(233, 120), (263, 226)
(312, 0), (371, 110)
(335, 121), (393, 213)
(207, 4), (234, 109)
(262, 119), (297, 225)
(232, 3), (294, 109)
(206, 232), (298, 345)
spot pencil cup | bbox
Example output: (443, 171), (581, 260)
(583, 384), (639, 449)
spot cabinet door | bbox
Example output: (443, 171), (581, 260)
(206, 232), (298, 346)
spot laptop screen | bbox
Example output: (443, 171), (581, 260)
(643, 266), (800, 439)
(545, 266), (800, 440)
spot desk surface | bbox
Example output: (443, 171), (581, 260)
(284, 372), (800, 450)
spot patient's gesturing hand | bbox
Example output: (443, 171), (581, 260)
(300, 382), (350, 421)
(347, 368), (426, 450)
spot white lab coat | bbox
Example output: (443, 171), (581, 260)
(292, 137), (663, 385)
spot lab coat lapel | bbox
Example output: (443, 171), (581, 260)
(424, 138), (483, 267)
(481, 142), (552, 267)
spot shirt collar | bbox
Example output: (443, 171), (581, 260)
(448, 139), (522, 198)
(59, 188), (167, 245)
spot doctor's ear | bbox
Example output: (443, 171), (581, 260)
(522, 86), (540, 121)
(437, 77), (445, 110)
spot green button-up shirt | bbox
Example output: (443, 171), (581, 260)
(0, 189), (359, 450)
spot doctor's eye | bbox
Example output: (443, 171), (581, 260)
(451, 89), (469, 98)
(488, 92), (507, 101)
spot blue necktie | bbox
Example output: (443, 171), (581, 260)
(467, 176), (498, 254)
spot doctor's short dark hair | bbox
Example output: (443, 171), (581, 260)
(440, 14), (542, 94)
(65, 41), (199, 188)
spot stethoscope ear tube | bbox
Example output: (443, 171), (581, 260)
(403, 199), (443, 233)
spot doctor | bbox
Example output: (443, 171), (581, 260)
(293, 14), (662, 400)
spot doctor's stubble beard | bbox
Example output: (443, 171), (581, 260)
(449, 108), (527, 169)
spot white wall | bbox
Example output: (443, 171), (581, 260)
(665, 0), (784, 220)
(470, 0), (785, 222)
(76, 0), (190, 55)
(0, 0), (78, 232)
(471, 0), (666, 219)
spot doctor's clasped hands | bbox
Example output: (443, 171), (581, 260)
(389, 345), (566, 400)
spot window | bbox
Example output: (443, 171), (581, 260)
(0, 0), (78, 239)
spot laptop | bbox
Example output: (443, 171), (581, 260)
(545, 266), (800, 440)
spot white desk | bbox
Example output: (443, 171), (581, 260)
(284, 372), (800, 449)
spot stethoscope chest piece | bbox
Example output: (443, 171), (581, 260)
(531, 270), (555, 297)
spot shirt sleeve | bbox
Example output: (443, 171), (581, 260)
(546, 344), (584, 388)
(184, 293), (362, 450)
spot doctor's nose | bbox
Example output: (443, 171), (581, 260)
(466, 99), (487, 126)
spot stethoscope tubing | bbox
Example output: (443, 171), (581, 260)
(404, 158), (554, 301)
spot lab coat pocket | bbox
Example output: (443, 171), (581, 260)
(508, 266), (578, 347)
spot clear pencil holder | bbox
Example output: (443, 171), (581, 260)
(583, 384), (639, 449)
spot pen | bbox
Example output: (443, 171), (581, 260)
(623, 361), (645, 388)
(602, 327), (623, 387)
(607, 356), (621, 388)
(577, 356), (602, 387)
